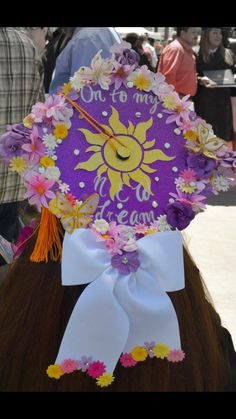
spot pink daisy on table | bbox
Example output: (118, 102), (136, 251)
(24, 173), (56, 211)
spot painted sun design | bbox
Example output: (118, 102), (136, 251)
(75, 106), (175, 200)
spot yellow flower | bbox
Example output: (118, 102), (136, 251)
(162, 95), (177, 110)
(96, 373), (114, 387)
(153, 343), (170, 359)
(9, 157), (27, 173)
(181, 184), (195, 193)
(145, 227), (158, 235)
(53, 124), (68, 139)
(133, 74), (151, 91)
(40, 155), (55, 168)
(23, 114), (34, 128)
(75, 106), (175, 200)
(184, 130), (198, 141)
(46, 364), (64, 379)
(61, 82), (72, 96)
(131, 346), (148, 361)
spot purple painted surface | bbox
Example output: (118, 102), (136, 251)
(56, 86), (187, 225)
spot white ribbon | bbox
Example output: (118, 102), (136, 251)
(55, 229), (185, 373)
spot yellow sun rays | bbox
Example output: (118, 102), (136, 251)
(75, 106), (175, 200)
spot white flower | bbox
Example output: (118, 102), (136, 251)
(92, 219), (110, 234)
(123, 238), (138, 252)
(214, 175), (230, 192)
(45, 166), (60, 180)
(155, 214), (171, 232)
(42, 133), (58, 150)
(59, 182), (70, 194)
(70, 51), (114, 91)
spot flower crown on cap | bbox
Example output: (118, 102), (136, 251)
(1, 41), (236, 387)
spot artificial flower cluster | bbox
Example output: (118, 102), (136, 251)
(46, 342), (185, 387)
(92, 218), (172, 275)
(0, 41), (236, 232)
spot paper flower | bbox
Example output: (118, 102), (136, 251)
(111, 250), (140, 275)
(153, 343), (170, 359)
(96, 373), (114, 387)
(120, 353), (137, 367)
(24, 174), (56, 211)
(167, 349), (185, 362)
(0, 123), (31, 162)
(46, 364), (64, 379)
(9, 156), (27, 173)
(166, 201), (195, 230)
(131, 346), (148, 362)
(60, 359), (80, 373)
(186, 153), (217, 178)
(87, 361), (106, 378)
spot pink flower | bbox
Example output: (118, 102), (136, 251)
(120, 353), (137, 367)
(24, 173), (56, 211)
(21, 126), (45, 162)
(133, 223), (149, 235)
(87, 361), (106, 378)
(164, 95), (192, 125)
(111, 62), (133, 90)
(31, 102), (47, 123)
(167, 349), (185, 363)
(60, 359), (80, 373)
(180, 168), (197, 182)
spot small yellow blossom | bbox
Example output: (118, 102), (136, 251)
(23, 114), (34, 128)
(61, 82), (72, 96)
(40, 155), (55, 168)
(162, 95), (177, 110)
(53, 124), (68, 140)
(96, 373), (115, 387)
(153, 343), (170, 359)
(9, 157), (27, 173)
(131, 346), (148, 361)
(46, 364), (64, 379)
(184, 130), (198, 141)
(133, 74), (151, 91)
(181, 184), (195, 194)
(145, 228), (158, 235)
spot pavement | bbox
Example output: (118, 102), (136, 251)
(184, 202), (236, 347)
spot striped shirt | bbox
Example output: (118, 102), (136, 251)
(0, 27), (44, 204)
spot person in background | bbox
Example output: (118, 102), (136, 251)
(0, 28), (44, 273)
(143, 34), (158, 71)
(22, 27), (49, 57)
(195, 27), (235, 143)
(49, 27), (121, 94)
(158, 27), (200, 98)
(43, 27), (76, 93)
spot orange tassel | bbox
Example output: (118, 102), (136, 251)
(30, 208), (64, 263)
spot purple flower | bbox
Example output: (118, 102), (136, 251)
(187, 153), (217, 178)
(219, 150), (236, 169)
(111, 250), (140, 275)
(166, 201), (195, 230)
(0, 123), (31, 162)
(115, 49), (140, 67)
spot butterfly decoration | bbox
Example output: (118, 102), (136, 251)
(186, 123), (226, 159)
(49, 193), (99, 234)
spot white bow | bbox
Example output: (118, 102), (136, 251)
(55, 229), (185, 373)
